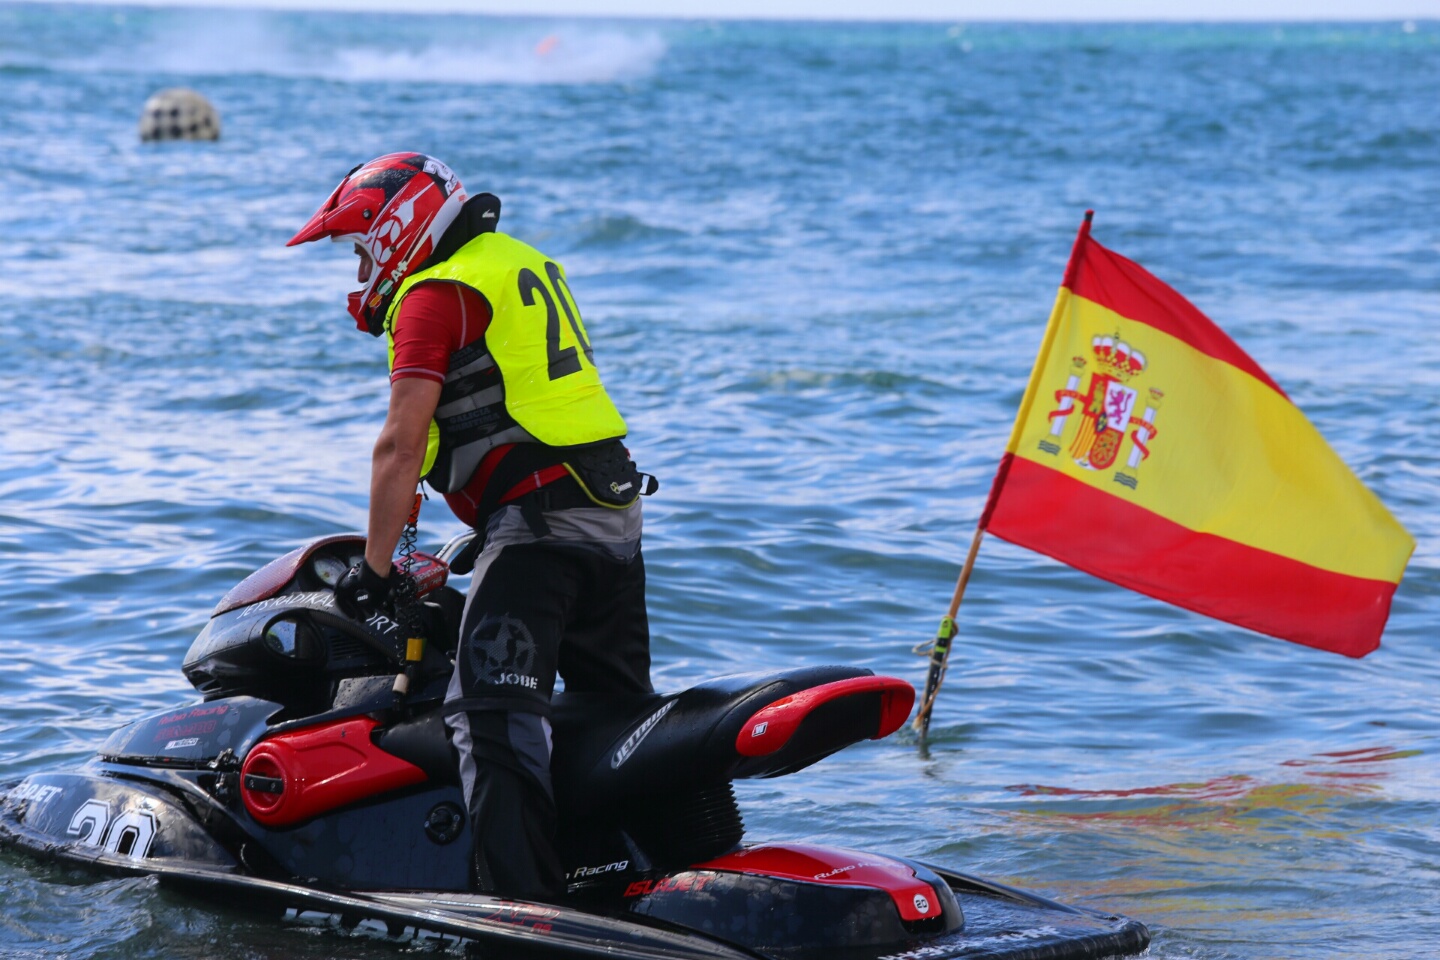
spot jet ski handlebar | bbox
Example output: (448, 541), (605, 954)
(435, 529), (480, 573)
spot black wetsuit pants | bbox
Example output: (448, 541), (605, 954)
(443, 503), (650, 897)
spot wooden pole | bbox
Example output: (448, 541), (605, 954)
(911, 211), (1095, 739)
(913, 521), (986, 737)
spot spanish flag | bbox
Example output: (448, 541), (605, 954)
(981, 214), (1414, 658)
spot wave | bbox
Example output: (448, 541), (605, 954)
(324, 32), (667, 85)
(28, 11), (668, 86)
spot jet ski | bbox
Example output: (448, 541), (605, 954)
(0, 533), (1149, 960)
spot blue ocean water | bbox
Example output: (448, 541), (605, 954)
(0, 5), (1437, 957)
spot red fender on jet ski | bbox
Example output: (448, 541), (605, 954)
(736, 675), (915, 756)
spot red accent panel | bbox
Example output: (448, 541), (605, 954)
(443, 443), (517, 528)
(499, 464), (573, 504)
(987, 455), (1396, 658)
(240, 717), (427, 827)
(402, 551), (449, 598)
(736, 676), (915, 757)
(214, 534), (365, 616)
(1068, 238), (1287, 398)
(695, 844), (941, 922)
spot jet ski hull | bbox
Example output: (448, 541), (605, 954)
(0, 537), (1149, 960)
(0, 773), (1147, 960)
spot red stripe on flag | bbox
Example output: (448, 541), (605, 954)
(984, 455), (1395, 658)
(1067, 238), (1287, 398)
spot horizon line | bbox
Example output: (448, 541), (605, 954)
(9, 0), (1439, 23)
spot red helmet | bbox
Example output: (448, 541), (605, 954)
(287, 152), (467, 336)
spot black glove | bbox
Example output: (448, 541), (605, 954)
(334, 559), (390, 621)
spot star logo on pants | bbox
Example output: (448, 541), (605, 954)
(467, 614), (539, 688)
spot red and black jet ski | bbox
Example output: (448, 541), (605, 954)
(0, 533), (1149, 960)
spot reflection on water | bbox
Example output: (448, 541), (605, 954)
(992, 745), (1435, 957)
(1012, 745), (1419, 808)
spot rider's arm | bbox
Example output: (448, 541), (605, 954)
(364, 377), (442, 575)
(366, 282), (485, 575)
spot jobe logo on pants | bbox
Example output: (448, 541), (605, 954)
(466, 614), (540, 690)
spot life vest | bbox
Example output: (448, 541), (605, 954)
(384, 232), (628, 495)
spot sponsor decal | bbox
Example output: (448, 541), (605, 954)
(610, 699), (677, 769)
(624, 874), (713, 898)
(475, 903), (561, 924)
(281, 902), (557, 943)
(9, 782), (62, 807)
(423, 157), (461, 196)
(165, 738), (202, 750)
(235, 594), (332, 621)
(283, 908), (477, 947)
(154, 719), (217, 742)
(751, 721), (768, 737)
(813, 861), (885, 881)
(468, 614), (541, 691)
(878, 926), (1063, 960)
(406, 553), (449, 595)
(568, 859), (630, 879)
(369, 195), (418, 266)
(365, 611), (401, 636)
(155, 704), (229, 727)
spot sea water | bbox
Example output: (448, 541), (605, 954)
(0, 6), (1437, 958)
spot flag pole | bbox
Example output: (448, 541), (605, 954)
(912, 210), (1096, 740)
(913, 524), (985, 737)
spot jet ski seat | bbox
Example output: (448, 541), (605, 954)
(378, 665), (914, 806)
(549, 665), (914, 804)
(549, 665), (914, 869)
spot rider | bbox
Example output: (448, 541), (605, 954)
(286, 153), (653, 897)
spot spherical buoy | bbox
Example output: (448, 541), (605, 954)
(139, 88), (221, 142)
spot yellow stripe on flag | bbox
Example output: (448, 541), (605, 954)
(1007, 289), (1412, 585)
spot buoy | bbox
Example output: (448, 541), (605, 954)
(139, 88), (221, 142)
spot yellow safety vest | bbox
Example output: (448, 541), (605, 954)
(384, 232), (627, 493)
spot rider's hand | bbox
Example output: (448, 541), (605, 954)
(334, 559), (391, 621)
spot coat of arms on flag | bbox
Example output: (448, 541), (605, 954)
(1042, 335), (1163, 488)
